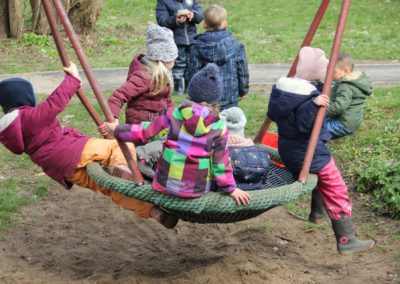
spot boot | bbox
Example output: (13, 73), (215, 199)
(331, 216), (375, 255)
(150, 206), (179, 229)
(173, 78), (184, 96)
(308, 188), (326, 224)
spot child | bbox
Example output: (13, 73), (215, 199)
(267, 46), (374, 255)
(221, 107), (270, 191)
(105, 64), (250, 205)
(188, 4), (249, 110)
(326, 53), (373, 138)
(156, 0), (204, 96)
(108, 24), (177, 124)
(0, 63), (178, 229)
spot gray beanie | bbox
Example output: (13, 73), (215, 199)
(145, 24), (178, 62)
(187, 63), (223, 104)
(220, 107), (247, 137)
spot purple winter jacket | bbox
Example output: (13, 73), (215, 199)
(0, 75), (89, 188)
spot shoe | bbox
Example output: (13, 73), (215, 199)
(150, 206), (179, 229)
(110, 164), (134, 181)
(331, 216), (375, 255)
(308, 188), (326, 224)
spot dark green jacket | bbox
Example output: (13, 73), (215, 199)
(326, 71), (372, 132)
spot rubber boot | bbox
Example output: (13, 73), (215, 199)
(308, 188), (326, 224)
(173, 78), (184, 96)
(150, 206), (179, 229)
(331, 216), (375, 255)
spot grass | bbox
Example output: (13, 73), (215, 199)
(1, 0), (400, 74)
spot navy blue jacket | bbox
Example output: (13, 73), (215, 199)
(267, 86), (332, 175)
(156, 0), (203, 46)
(188, 30), (249, 110)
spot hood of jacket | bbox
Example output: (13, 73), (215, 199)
(177, 99), (221, 137)
(268, 77), (321, 119)
(340, 71), (373, 96)
(193, 30), (239, 66)
(0, 109), (25, 154)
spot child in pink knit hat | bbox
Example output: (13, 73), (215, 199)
(267, 46), (374, 255)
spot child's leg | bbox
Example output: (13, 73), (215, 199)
(316, 157), (374, 254)
(68, 138), (153, 218)
(172, 45), (187, 96)
(326, 118), (353, 139)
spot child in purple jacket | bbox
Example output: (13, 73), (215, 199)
(0, 63), (178, 229)
(104, 64), (250, 205)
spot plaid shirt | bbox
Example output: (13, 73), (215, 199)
(188, 30), (249, 110)
(115, 100), (236, 198)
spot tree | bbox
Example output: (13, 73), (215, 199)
(0, 0), (103, 38)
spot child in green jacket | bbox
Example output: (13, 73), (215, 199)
(326, 53), (373, 138)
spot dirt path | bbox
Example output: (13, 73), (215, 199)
(0, 180), (398, 284)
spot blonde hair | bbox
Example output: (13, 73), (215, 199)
(146, 60), (170, 95)
(200, 102), (220, 113)
(336, 53), (354, 71)
(204, 5), (227, 31)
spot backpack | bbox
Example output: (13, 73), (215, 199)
(229, 146), (271, 191)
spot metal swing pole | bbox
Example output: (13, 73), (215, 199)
(41, 0), (107, 137)
(253, 0), (331, 143)
(47, 0), (144, 184)
(298, 0), (351, 182)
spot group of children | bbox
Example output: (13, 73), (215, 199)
(0, 1), (375, 255)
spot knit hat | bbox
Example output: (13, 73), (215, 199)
(296, 46), (329, 82)
(220, 107), (247, 137)
(0, 78), (36, 114)
(145, 24), (178, 62)
(187, 63), (223, 104)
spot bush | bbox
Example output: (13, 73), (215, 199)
(355, 158), (400, 219)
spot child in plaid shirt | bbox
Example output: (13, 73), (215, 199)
(105, 64), (250, 205)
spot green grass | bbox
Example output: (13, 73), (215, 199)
(1, 0), (400, 74)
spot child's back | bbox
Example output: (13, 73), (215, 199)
(326, 58), (372, 137)
(188, 5), (249, 110)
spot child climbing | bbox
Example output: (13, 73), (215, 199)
(267, 46), (375, 255)
(104, 64), (250, 205)
(0, 62), (178, 229)
(220, 107), (270, 191)
(108, 24), (177, 125)
(326, 53), (373, 138)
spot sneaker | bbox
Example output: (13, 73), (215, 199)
(110, 164), (134, 181)
(150, 206), (179, 229)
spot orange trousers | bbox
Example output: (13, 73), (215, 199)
(68, 138), (153, 218)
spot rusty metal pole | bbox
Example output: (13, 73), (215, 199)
(287, 0), (331, 77)
(50, 0), (144, 184)
(298, 0), (351, 182)
(41, 0), (107, 136)
(254, 0), (331, 143)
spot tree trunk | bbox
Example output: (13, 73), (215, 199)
(0, 0), (10, 38)
(68, 0), (103, 35)
(30, 0), (50, 34)
(8, 0), (23, 38)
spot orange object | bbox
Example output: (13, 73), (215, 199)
(261, 132), (279, 149)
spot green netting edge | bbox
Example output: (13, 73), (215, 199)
(86, 147), (317, 223)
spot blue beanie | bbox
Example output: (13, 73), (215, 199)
(0, 78), (36, 113)
(187, 63), (223, 104)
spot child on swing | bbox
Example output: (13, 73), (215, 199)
(108, 24), (178, 168)
(0, 63), (178, 229)
(267, 46), (374, 255)
(103, 64), (250, 205)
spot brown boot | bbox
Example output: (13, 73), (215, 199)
(150, 206), (179, 229)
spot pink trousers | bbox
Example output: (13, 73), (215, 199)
(316, 157), (352, 220)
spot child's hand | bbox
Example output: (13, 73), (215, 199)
(313, 94), (329, 107)
(98, 119), (119, 137)
(186, 11), (194, 21)
(63, 62), (81, 82)
(230, 188), (251, 206)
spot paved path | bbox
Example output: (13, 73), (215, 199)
(0, 63), (399, 94)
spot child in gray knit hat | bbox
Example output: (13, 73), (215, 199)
(220, 107), (254, 147)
